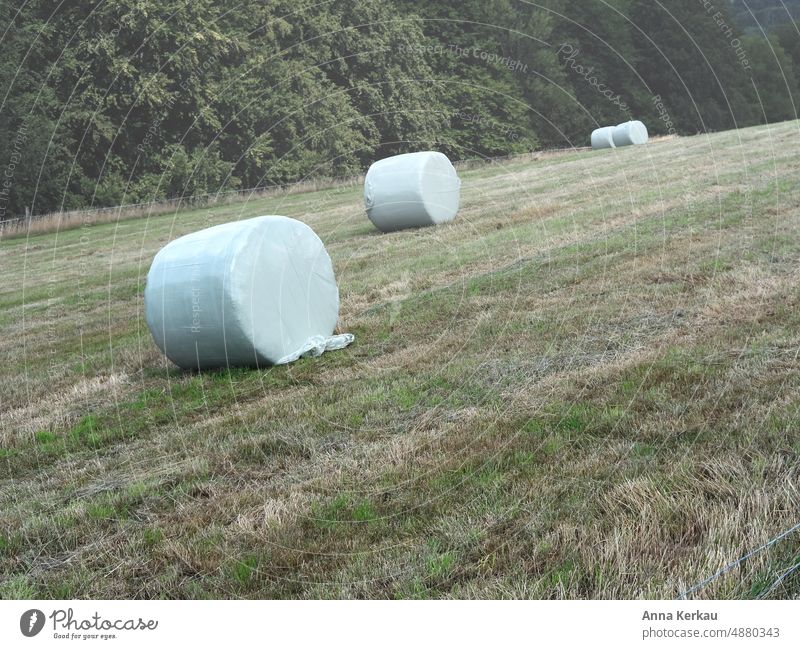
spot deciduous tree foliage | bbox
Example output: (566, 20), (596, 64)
(0, 0), (797, 217)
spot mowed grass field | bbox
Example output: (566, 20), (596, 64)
(2, 121), (800, 599)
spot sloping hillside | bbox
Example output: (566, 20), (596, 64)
(1, 122), (800, 599)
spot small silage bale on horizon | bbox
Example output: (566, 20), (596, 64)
(591, 120), (649, 149)
(612, 120), (649, 147)
(591, 126), (617, 150)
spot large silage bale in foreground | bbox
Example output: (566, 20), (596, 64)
(591, 126), (617, 150)
(144, 215), (353, 370)
(612, 120), (649, 147)
(364, 151), (461, 232)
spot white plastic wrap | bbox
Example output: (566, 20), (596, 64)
(364, 151), (461, 232)
(591, 126), (617, 150)
(612, 120), (649, 146)
(144, 215), (353, 370)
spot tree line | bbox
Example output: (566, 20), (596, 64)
(1, 0), (799, 219)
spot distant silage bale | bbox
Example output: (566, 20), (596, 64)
(612, 120), (649, 147)
(591, 126), (617, 150)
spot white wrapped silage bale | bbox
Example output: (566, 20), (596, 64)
(612, 120), (649, 147)
(364, 151), (461, 232)
(591, 126), (617, 150)
(144, 215), (353, 370)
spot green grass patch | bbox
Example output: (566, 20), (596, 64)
(35, 430), (58, 445)
(230, 555), (259, 586)
(143, 528), (164, 547)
